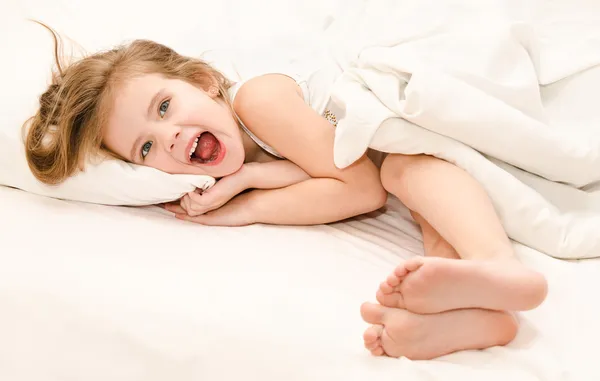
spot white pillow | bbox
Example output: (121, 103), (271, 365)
(0, 129), (214, 206)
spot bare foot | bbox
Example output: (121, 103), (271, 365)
(376, 256), (547, 313)
(361, 302), (517, 360)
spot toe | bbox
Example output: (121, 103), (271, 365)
(360, 302), (387, 324)
(379, 281), (394, 294)
(377, 288), (405, 309)
(386, 273), (401, 287)
(370, 346), (385, 356)
(394, 264), (409, 278)
(405, 256), (424, 271)
(364, 338), (380, 350)
(363, 324), (383, 344)
(365, 338), (381, 351)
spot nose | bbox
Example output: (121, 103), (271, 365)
(168, 132), (180, 152)
(159, 126), (180, 153)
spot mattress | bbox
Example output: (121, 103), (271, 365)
(1, 185), (599, 381)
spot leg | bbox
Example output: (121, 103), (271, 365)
(411, 210), (459, 259)
(378, 154), (547, 313)
(381, 154), (512, 260)
(361, 302), (517, 360)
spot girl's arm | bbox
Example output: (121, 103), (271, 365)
(232, 74), (387, 225)
(243, 160), (310, 190)
(165, 160), (310, 217)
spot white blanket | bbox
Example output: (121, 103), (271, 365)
(325, 0), (600, 259)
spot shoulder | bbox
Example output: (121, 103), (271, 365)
(231, 72), (332, 164)
(231, 73), (325, 163)
(231, 73), (330, 161)
(232, 73), (305, 112)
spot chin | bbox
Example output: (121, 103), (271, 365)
(217, 146), (245, 176)
(217, 159), (245, 177)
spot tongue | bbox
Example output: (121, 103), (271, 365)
(195, 132), (218, 160)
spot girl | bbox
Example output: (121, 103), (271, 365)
(24, 23), (547, 360)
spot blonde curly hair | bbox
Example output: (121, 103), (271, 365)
(24, 21), (232, 185)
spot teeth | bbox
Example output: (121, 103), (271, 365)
(189, 137), (199, 159)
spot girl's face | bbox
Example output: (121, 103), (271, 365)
(103, 73), (245, 178)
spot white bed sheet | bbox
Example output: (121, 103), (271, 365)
(1, 186), (599, 381)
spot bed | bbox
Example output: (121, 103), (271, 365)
(2, 0), (600, 380)
(2, 185), (598, 381)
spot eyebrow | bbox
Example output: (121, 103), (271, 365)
(130, 136), (143, 162)
(129, 88), (165, 161)
(147, 88), (165, 119)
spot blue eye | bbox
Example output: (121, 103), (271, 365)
(158, 99), (170, 118)
(141, 141), (153, 159)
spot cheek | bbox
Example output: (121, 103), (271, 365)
(215, 104), (241, 132)
(147, 155), (174, 171)
(183, 101), (234, 131)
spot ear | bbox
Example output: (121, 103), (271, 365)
(208, 86), (219, 98)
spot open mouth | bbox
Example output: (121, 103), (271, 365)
(188, 132), (224, 165)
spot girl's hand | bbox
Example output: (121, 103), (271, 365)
(171, 192), (256, 226)
(165, 165), (250, 217)
(164, 160), (310, 218)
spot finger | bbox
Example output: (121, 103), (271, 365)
(182, 195), (205, 217)
(186, 191), (206, 206)
(164, 203), (186, 214)
(181, 195), (192, 214)
(175, 213), (212, 224)
(175, 212), (232, 226)
(158, 201), (180, 209)
(187, 192), (217, 215)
